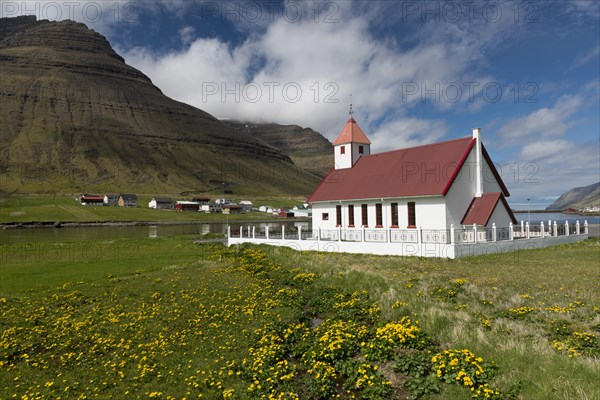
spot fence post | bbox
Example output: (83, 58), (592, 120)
(509, 222), (514, 240)
(282, 225), (285, 240)
(473, 223), (478, 243)
(565, 221), (569, 236)
(240, 227), (243, 239)
(553, 221), (557, 237)
(227, 225), (231, 239)
(252, 226), (255, 239)
(338, 226), (342, 242)
(361, 225), (365, 242)
(492, 223), (497, 242)
(450, 224), (455, 244)
(584, 220), (589, 234)
(520, 220), (524, 237)
(298, 225), (302, 240)
(526, 222), (530, 239)
(576, 220), (580, 235)
(266, 226), (269, 240)
(418, 226), (422, 244)
(318, 227), (321, 241)
(247, 226), (251, 238)
(540, 222), (545, 237)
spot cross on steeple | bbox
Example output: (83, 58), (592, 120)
(349, 94), (353, 116)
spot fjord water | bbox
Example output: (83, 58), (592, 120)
(1, 214), (596, 244)
(0, 221), (310, 244)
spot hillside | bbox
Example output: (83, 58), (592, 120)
(0, 16), (320, 197)
(224, 121), (333, 179)
(546, 182), (600, 210)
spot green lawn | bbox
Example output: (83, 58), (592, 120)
(1, 237), (598, 399)
(0, 195), (304, 223)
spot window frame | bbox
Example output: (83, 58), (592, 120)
(390, 202), (399, 227)
(407, 202), (416, 228)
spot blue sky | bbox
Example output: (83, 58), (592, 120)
(5, 0), (599, 207)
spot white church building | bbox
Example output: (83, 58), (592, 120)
(228, 114), (588, 258)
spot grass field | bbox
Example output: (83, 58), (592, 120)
(0, 195), (305, 223)
(1, 237), (598, 399)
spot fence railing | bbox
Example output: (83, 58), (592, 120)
(228, 220), (588, 244)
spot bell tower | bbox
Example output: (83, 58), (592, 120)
(333, 101), (371, 169)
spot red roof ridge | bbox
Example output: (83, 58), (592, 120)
(363, 135), (472, 159)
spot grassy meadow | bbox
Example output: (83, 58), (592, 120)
(1, 236), (599, 399)
(0, 196), (305, 224)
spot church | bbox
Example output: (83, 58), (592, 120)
(308, 113), (517, 240)
(228, 111), (588, 258)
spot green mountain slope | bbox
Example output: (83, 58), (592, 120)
(546, 182), (600, 210)
(224, 121), (333, 179)
(0, 16), (320, 196)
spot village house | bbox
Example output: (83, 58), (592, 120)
(228, 112), (588, 258)
(175, 200), (200, 211)
(118, 194), (137, 208)
(103, 194), (118, 206)
(200, 203), (222, 213)
(292, 205), (312, 218)
(222, 204), (244, 214)
(80, 194), (104, 206)
(148, 197), (174, 209)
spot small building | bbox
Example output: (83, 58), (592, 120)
(215, 198), (233, 205)
(258, 205), (272, 213)
(80, 194), (104, 206)
(192, 197), (211, 204)
(175, 201), (200, 211)
(200, 203), (222, 213)
(239, 200), (253, 212)
(292, 205), (312, 218)
(149, 197), (174, 209)
(276, 209), (295, 218)
(118, 194), (138, 208)
(222, 204), (243, 214)
(104, 194), (118, 206)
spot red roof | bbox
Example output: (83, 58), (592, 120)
(332, 117), (372, 145)
(461, 192), (517, 225)
(309, 137), (480, 202)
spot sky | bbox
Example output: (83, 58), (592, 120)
(4, 0), (599, 208)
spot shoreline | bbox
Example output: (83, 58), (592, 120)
(0, 217), (310, 230)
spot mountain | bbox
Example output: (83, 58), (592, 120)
(224, 121), (333, 179)
(0, 16), (321, 196)
(546, 182), (600, 210)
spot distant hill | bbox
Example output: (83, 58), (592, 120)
(0, 16), (321, 197)
(546, 182), (600, 210)
(224, 121), (333, 179)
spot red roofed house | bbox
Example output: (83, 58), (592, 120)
(307, 115), (517, 239)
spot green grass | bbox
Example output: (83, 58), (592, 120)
(1, 238), (598, 399)
(0, 195), (303, 223)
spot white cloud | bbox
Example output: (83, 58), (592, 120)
(574, 43), (600, 68)
(120, 1), (522, 151)
(370, 118), (448, 152)
(501, 139), (600, 204)
(495, 95), (583, 142)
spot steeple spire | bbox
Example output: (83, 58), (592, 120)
(349, 94), (353, 116)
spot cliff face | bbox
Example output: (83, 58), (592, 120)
(0, 16), (318, 196)
(546, 182), (600, 210)
(224, 121), (333, 179)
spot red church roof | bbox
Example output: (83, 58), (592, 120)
(461, 192), (517, 225)
(308, 137), (510, 202)
(332, 117), (372, 145)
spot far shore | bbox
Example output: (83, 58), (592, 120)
(1, 217), (310, 230)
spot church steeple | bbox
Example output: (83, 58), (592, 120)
(333, 100), (371, 169)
